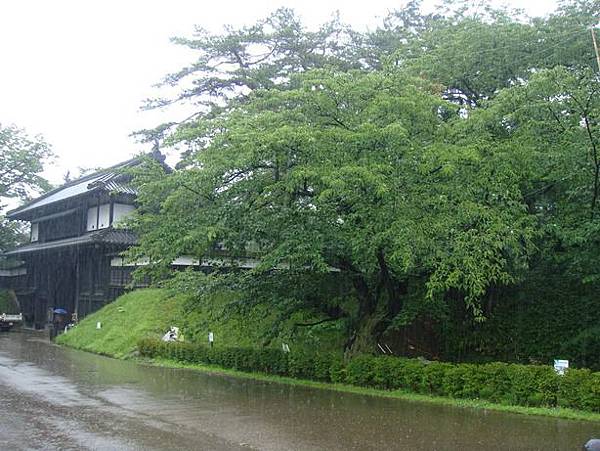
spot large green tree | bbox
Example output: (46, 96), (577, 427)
(433, 64), (600, 364)
(144, 0), (599, 150)
(131, 70), (536, 352)
(131, 0), (600, 356)
(372, 0), (598, 105)
(0, 124), (53, 253)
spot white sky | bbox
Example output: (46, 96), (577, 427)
(0, 0), (558, 185)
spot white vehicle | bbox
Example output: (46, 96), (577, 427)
(0, 313), (22, 331)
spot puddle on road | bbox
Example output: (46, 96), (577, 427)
(0, 355), (100, 408)
(0, 330), (598, 450)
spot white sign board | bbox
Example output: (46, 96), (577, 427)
(208, 332), (214, 343)
(554, 359), (569, 375)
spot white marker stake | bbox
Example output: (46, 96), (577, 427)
(96, 322), (102, 329)
(208, 331), (214, 348)
(554, 359), (569, 375)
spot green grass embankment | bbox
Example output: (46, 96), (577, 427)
(57, 288), (345, 357)
(56, 289), (183, 357)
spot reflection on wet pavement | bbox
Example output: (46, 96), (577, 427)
(0, 330), (597, 450)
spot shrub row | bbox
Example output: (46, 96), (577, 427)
(137, 338), (600, 413)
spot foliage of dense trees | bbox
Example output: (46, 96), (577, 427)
(0, 124), (53, 254)
(131, 0), (600, 357)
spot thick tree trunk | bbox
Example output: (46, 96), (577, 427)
(345, 274), (392, 357)
(345, 314), (382, 357)
(342, 252), (407, 356)
(344, 274), (378, 356)
(377, 249), (406, 317)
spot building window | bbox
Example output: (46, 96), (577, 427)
(87, 203), (111, 231)
(31, 223), (39, 242)
(113, 203), (135, 226)
(87, 206), (98, 231)
(98, 204), (110, 229)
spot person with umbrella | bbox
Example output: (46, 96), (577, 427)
(50, 308), (68, 340)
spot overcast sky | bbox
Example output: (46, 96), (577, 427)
(0, 0), (559, 185)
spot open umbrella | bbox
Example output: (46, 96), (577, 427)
(53, 308), (68, 315)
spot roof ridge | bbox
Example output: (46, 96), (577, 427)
(7, 154), (145, 218)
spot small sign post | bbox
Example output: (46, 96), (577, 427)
(554, 359), (569, 376)
(208, 331), (214, 348)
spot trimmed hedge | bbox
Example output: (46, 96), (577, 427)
(137, 338), (600, 413)
(561, 327), (600, 371)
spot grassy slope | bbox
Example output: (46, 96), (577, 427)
(58, 288), (346, 358)
(180, 290), (346, 351)
(57, 289), (183, 357)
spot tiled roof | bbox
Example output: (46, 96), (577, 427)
(96, 179), (137, 196)
(86, 170), (138, 196)
(92, 229), (137, 245)
(3, 229), (137, 256)
(7, 157), (140, 219)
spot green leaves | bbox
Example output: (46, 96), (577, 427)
(132, 67), (539, 340)
(0, 124), (53, 201)
(0, 124), (53, 254)
(131, 1), (600, 351)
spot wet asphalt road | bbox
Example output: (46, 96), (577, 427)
(0, 330), (598, 450)
(0, 332), (242, 451)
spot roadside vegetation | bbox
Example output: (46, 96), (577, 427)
(57, 288), (346, 357)
(59, 0), (600, 423)
(138, 338), (600, 416)
(58, 288), (600, 420)
(126, 0), (600, 362)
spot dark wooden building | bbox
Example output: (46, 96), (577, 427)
(1, 156), (152, 328)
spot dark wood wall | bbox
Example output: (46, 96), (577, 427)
(78, 248), (112, 318)
(10, 244), (130, 328)
(30, 192), (135, 243)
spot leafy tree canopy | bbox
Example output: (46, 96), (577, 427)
(471, 66), (600, 280)
(130, 0), (600, 353)
(0, 124), (53, 253)
(141, 0), (599, 151)
(0, 124), (52, 200)
(131, 69), (538, 351)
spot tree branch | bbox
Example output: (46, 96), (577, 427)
(293, 317), (340, 327)
(583, 114), (600, 220)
